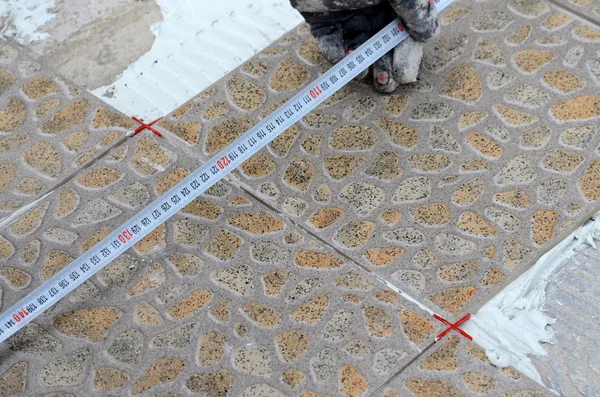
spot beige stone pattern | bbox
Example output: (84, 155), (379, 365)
(168, 289), (213, 318)
(132, 358), (186, 395)
(340, 364), (368, 397)
(241, 302), (281, 328)
(532, 210), (559, 245)
(291, 293), (329, 324)
(93, 367), (129, 391)
(551, 95), (600, 121)
(53, 307), (121, 342)
(442, 64), (482, 102)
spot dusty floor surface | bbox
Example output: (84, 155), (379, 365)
(1, 0), (162, 90)
(0, 0), (599, 396)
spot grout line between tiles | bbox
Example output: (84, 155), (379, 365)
(148, 126), (485, 392)
(0, 131), (135, 232)
(120, 120), (459, 392)
(366, 340), (437, 396)
(543, 0), (600, 29)
(222, 174), (451, 392)
(226, 175), (439, 316)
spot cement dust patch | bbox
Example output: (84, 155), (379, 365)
(91, 0), (304, 119)
(41, 0), (163, 90)
(30, 0), (133, 45)
(1, 0), (161, 91)
(0, 0), (56, 43)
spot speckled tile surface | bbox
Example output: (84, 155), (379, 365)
(0, 0), (597, 395)
(157, 0), (600, 320)
(0, 39), (134, 220)
(373, 336), (552, 397)
(0, 132), (452, 396)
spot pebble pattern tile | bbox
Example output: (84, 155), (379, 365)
(0, 2), (593, 396)
(375, 336), (552, 396)
(157, 0), (600, 321)
(0, 133), (444, 396)
(0, 40), (132, 219)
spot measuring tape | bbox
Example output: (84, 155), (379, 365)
(0, 0), (453, 342)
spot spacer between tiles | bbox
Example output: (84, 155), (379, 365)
(433, 313), (473, 342)
(132, 116), (163, 137)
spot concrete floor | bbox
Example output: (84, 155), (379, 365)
(533, 243), (600, 396)
(1, 0), (162, 90)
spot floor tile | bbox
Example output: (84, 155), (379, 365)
(0, 133), (442, 396)
(0, 39), (133, 220)
(2, 1), (599, 395)
(373, 336), (552, 396)
(551, 0), (600, 24)
(157, 0), (600, 319)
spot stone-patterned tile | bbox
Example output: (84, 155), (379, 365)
(0, 134), (439, 397)
(2, 4), (599, 395)
(373, 336), (552, 396)
(0, 40), (133, 219)
(154, 0), (600, 321)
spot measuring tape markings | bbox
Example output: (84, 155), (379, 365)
(0, 0), (454, 343)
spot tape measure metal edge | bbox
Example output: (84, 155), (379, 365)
(0, 0), (453, 342)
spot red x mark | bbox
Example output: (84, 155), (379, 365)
(132, 116), (163, 137)
(433, 313), (472, 341)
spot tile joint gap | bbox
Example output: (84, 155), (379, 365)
(366, 340), (436, 397)
(154, 130), (440, 316)
(224, 176), (439, 316)
(543, 0), (600, 29)
(224, 174), (444, 394)
(0, 131), (134, 232)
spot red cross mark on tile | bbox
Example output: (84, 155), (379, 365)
(132, 116), (163, 137)
(433, 313), (473, 341)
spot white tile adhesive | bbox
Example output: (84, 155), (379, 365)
(92, 0), (304, 119)
(464, 211), (600, 393)
(0, 0), (56, 43)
